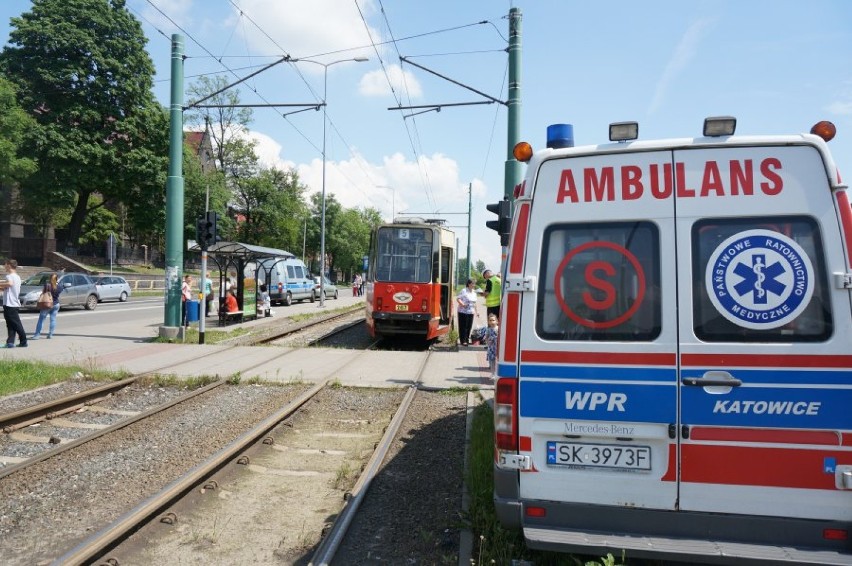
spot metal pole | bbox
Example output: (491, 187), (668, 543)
(161, 34), (185, 337)
(319, 64), (328, 308)
(466, 183), (472, 278)
(502, 8), (522, 271)
(199, 184), (210, 344)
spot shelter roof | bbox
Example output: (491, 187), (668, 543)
(188, 241), (295, 260)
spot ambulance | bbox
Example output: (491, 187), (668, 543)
(493, 117), (852, 564)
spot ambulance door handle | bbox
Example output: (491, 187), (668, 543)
(682, 372), (742, 388)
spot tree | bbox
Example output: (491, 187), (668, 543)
(185, 75), (253, 172)
(0, 76), (36, 184)
(331, 207), (382, 278)
(0, 0), (167, 249)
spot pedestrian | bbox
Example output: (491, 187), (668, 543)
(181, 274), (192, 327)
(485, 313), (500, 376)
(32, 273), (62, 340)
(456, 278), (478, 346)
(203, 271), (213, 316)
(480, 269), (502, 318)
(224, 289), (239, 313)
(353, 273), (362, 297)
(0, 259), (27, 348)
(259, 283), (272, 317)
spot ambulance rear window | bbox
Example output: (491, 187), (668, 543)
(536, 221), (661, 341)
(692, 216), (832, 342)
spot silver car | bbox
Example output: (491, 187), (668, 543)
(94, 276), (132, 302)
(312, 275), (339, 300)
(19, 272), (99, 310)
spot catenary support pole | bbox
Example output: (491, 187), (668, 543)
(467, 182), (472, 278)
(161, 34), (185, 338)
(502, 8), (522, 269)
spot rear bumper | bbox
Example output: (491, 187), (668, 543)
(372, 311), (432, 335)
(497, 488), (851, 564)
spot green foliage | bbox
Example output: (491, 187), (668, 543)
(0, 76), (37, 184)
(0, 0), (167, 247)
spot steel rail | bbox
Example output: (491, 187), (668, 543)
(0, 376), (140, 432)
(55, 380), (328, 566)
(0, 379), (227, 482)
(309, 349), (433, 565)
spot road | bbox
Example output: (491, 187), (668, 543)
(15, 293), (359, 340)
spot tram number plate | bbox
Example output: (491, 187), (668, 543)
(546, 441), (651, 471)
(395, 304), (409, 311)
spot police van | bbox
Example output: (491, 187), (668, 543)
(248, 257), (314, 306)
(493, 117), (852, 564)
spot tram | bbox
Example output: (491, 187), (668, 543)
(365, 218), (456, 341)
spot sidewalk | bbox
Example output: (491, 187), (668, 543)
(1, 293), (495, 395)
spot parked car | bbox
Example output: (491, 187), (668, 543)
(19, 272), (99, 310)
(313, 275), (339, 300)
(94, 275), (132, 302)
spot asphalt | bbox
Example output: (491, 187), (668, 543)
(1, 292), (495, 397)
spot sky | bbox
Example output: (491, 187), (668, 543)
(2, 0), (852, 273)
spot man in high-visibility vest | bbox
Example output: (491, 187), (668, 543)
(481, 269), (502, 318)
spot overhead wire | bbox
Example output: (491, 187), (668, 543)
(226, 0), (384, 210)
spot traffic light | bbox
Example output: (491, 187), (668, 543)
(486, 198), (512, 246)
(196, 211), (218, 251)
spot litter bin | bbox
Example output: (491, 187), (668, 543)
(186, 299), (200, 323)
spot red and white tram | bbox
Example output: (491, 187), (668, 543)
(365, 218), (456, 341)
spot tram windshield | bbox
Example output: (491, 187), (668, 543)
(375, 226), (433, 283)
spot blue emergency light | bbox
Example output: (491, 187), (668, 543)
(547, 123), (574, 149)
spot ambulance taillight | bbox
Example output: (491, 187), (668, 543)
(823, 528), (848, 541)
(494, 378), (518, 450)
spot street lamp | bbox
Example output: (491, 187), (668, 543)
(376, 185), (395, 221)
(293, 56), (369, 307)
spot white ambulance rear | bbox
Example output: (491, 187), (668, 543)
(493, 118), (852, 564)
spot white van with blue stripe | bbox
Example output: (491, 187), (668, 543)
(493, 118), (852, 564)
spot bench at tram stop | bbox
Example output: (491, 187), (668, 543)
(219, 310), (243, 326)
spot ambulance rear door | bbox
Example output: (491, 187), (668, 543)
(516, 148), (679, 510)
(675, 142), (852, 523)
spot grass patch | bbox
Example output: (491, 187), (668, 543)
(0, 359), (128, 397)
(149, 326), (250, 345)
(468, 402), (625, 566)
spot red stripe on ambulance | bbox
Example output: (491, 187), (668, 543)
(522, 350), (676, 366)
(682, 353), (852, 368)
(690, 426), (842, 446)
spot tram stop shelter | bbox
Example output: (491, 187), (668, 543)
(188, 241), (295, 325)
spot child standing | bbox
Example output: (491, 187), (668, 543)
(485, 314), (499, 376)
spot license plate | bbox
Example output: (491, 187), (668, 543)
(395, 304), (408, 311)
(546, 441), (651, 471)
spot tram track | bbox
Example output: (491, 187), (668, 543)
(0, 309), (366, 478)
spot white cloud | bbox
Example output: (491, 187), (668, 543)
(141, 0), (195, 29)
(359, 64), (422, 98)
(826, 100), (852, 116)
(648, 17), (715, 116)
(230, 0), (377, 60)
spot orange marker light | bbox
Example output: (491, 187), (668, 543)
(513, 141), (533, 162)
(811, 121), (836, 142)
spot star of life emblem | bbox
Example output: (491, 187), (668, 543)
(705, 229), (814, 330)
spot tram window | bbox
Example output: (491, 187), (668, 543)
(536, 222), (661, 342)
(375, 227), (434, 283)
(692, 216), (832, 342)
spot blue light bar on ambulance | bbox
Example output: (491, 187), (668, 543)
(609, 121), (638, 142)
(546, 123), (574, 149)
(703, 116), (737, 137)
